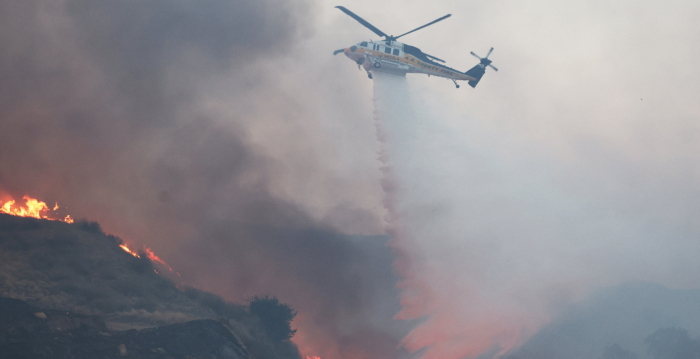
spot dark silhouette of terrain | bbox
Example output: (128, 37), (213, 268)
(0, 296), (248, 358)
(0, 213), (300, 359)
(502, 282), (700, 359)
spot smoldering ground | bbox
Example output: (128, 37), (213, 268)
(0, 1), (406, 359)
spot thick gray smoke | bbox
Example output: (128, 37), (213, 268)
(4, 1), (700, 359)
(504, 282), (700, 359)
(0, 2), (404, 358)
(371, 62), (700, 359)
(373, 71), (543, 358)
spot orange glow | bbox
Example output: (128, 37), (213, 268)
(145, 247), (172, 271)
(2, 200), (13, 214)
(119, 244), (140, 258)
(119, 244), (174, 273)
(293, 313), (342, 359)
(1, 195), (73, 223)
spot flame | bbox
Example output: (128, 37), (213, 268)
(119, 244), (140, 258)
(1, 195), (73, 223)
(2, 200), (13, 214)
(3, 194), (177, 276)
(294, 312), (341, 359)
(118, 244), (173, 273)
(145, 247), (173, 271)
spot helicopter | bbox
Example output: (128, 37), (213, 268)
(333, 6), (497, 88)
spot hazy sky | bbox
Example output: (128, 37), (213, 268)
(1, 1), (699, 358)
(320, 1), (700, 357)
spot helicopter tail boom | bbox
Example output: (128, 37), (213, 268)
(464, 64), (486, 88)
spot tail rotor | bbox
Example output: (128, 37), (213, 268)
(464, 47), (497, 88)
(470, 47), (498, 71)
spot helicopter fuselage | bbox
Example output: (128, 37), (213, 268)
(341, 40), (477, 82)
(333, 6), (496, 88)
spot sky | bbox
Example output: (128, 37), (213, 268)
(361, 1), (700, 357)
(1, 0), (700, 359)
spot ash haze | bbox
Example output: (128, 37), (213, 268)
(1, 1), (700, 359)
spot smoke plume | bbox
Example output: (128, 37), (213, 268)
(372, 61), (700, 359)
(5, 1), (700, 359)
(0, 2), (404, 358)
(373, 72), (542, 358)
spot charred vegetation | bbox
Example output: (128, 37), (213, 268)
(0, 213), (301, 359)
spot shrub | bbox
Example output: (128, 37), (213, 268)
(249, 295), (297, 342)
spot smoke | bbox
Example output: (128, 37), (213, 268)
(372, 72), (542, 358)
(4, 1), (699, 359)
(503, 282), (700, 359)
(0, 2), (404, 359)
(371, 59), (700, 359)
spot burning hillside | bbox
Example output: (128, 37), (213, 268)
(0, 212), (301, 359)
(1, 195), (73, 223)
(0, 2), (410, 358)
(0, 188), (409, 359)
(3, 194), (178, 275)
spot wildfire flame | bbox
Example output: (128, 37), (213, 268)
(307, 356), (321, 359)
(119, 243), (173, 272)
(3, 194), (176, 279)
(119, 244), (140, 258)
(3, 194), (177, 283)
(1, 195), (73, 223)
(145, 247), (172, 271)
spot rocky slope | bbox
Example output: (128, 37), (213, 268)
(0, 213), (300, 359)
(0, 296), (249, 358)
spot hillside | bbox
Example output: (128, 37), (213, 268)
(0, 296), (249, 358)
(0, 213), (300, 359)
(503, 282), (700, 359)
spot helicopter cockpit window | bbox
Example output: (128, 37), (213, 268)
(385, 47), (392, 54)
(360, 42), (368, 47)
(393, 49), (400, 56)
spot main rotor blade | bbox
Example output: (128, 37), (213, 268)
(394, 14), (451, 40)
(335, 6), (387, 38)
